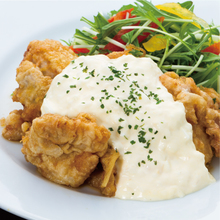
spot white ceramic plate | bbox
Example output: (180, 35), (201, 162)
(0, 1), (220, 219)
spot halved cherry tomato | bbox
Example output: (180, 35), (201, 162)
(69, 46), (90, 54)
(201, 42), (220, 55)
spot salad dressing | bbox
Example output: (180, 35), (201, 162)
(41, 55), (215, 201)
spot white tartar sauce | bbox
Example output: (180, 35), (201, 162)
(41, 54), (215, 201)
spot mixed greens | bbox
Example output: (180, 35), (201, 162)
(63, 0), (220, 92)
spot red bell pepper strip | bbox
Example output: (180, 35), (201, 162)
(104, 28), (136, 52)
(104, 16), (165, 52)
(108, 8), (135, 23)
(201, 42), (220, 55)
(137, 17), (165, 43)
(69, 46), (90, 54)
(104, 8), (136, 51)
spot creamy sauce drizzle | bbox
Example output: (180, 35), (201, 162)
(41, 55), (215, 201)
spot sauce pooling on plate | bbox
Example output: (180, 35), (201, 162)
(41, 55), (215, 201)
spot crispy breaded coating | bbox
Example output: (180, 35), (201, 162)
(23, 39), (77, 78)
(1, 39), (77, 142)
(1, 110), (24, 141)
(192, 124), (213, 164)
(12, 61), (52, 122)
(21, 113), (111, 187)
(160, 72), (220, 162)
(87, 148), (120, 197)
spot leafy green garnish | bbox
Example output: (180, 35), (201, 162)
(64, 0), (220, 92)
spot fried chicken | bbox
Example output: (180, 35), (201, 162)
(13, 60), (52, 122)
(159, 72), (220, 163)
(22, 39), (77, 78)
(2, 40), (219, 198)
(21, 113), (111, 188)
(2, 39), (77, 141)
(87, 147), (120, 197)
(1, 110), (24, 141)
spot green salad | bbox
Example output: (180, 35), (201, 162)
(62, 0), (220, 93)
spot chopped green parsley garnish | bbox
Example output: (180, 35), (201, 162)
(134, 125), (139, 130)
(83, 66), (88, 73)
(147, 155), (153, 162)
(125, 151), (132, 154)
(89, 69), (95, 77)
(148, 128), (153, 133)
(130, 140), (136, 145)
(117, 126), (123, 134)
(63, 74), (69, 78)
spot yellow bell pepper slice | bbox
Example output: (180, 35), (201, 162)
(156, 3), (209, 29)
(143, 34), (167, 52)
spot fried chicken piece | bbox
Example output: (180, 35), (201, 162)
(21, 113), (111, 187)
(1, 110), (24, 141)
(12, 60), (52, 122)
(192, 124), (213, 164)
(160, 72), (220, 162)
(2, 40), (77, 141)
(87, 148), (120, 197)
(22, 39), (77, 78)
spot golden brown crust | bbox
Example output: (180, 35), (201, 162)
(87, 148), (120, 197)
(21, 113), (111, 187)
(12, 61), (52, 122)
(160, 72), (220, 161)
(2, 39), (77, 141)
(1, 110), (24, 141)
(22, 39), (77, 78)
